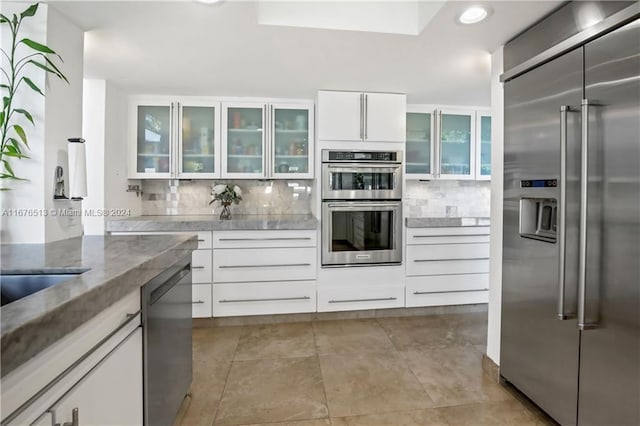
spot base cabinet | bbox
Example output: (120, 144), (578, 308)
(405, 226), (490, 307)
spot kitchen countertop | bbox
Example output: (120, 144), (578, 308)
(106, 214), (319, 232)
(0, 234), (197, 377)
(405, 217), (491, 228)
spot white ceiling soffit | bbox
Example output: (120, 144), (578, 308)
(257, 1), (447, 36)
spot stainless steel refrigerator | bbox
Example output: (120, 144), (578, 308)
(501, 4), (639, 426)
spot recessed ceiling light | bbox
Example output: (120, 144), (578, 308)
(459, 6), (488, 25)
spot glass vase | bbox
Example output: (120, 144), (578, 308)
(219, 203), (231, 220)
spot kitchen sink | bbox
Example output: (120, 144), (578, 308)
(0, 271), (88, 306)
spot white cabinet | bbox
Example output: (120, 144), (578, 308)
(222, 101), (314, 179)
(405, 227), (490, 307)
(318, 90), (406, 142)
(405, 106), (491, 181)
(49, 328), (143, 426)
(128, 96), (221, 179)
(212, 230), (317, 317)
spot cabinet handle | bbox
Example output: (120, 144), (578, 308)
(197, 239), (206, 242)
(329, 297), (397, 304)
(359, 93), (364, 140)
(413, 289), (488, 295)
(218, 263), (310, 269)
(364, 93), (368, 140)
(412, 234), (489, 238)
(413, 257), (488, 262)
(192, 266), (206, 270)
(218, 237), (311, 241)
(192, 300), (205, 304)
(55, 407), (79, 426)
(437, 110), (442, 177)
(220, 296), (311, 303)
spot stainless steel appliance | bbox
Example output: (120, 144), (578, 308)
(501, 3), (639, 425)
(321, 150), (403, 266)
(142, 256), (192, 426)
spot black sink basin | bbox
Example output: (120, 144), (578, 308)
(0, 273), (83, 306)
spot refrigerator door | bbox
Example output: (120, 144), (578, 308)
(501, 47), (583, 425)
(578, 19), (640, 426)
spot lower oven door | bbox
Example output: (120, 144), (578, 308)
(322, 200), (402, 266)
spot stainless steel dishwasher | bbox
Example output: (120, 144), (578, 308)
(142, 256), (192, 426)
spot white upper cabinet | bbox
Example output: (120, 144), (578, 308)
(221, 101), (314, 179)
(405, 106), (490, 181)
(318, 90), (406, 143)
(128, 96), (221, 179)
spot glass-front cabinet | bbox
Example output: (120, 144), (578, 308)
(476, 111), (491, 180)
(439, 108), (475, 180)
(405, 107), (434, 179)
(222, 101), (314, 179)
(129, 96), (220, 179)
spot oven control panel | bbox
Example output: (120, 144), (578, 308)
(323, 150), (401, 163)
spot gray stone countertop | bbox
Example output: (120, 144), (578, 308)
(405, 217), (491, 228)
(106, 214), (319, 232)
(0, 234), (197, 377)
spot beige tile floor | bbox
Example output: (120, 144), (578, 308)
(179, 312), (551, 426)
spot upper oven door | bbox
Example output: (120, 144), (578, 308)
(322, 201), (402, 266)
(322, 163), (403, 200)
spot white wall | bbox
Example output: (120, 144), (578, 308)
(82, 79), (107, 235)
(44, 5), (84, 242)
(487, 46), (504, 365)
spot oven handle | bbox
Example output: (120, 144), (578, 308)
(327, 202), (401, 209)
(325, 164), (401, 169)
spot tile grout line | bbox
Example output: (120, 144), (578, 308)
(310, 321), (333, 423)
(210, 325), (246, 426)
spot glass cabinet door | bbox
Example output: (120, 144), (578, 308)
(135, 104), (172, 176)
(439, 109), (475, 179)
(271, 104), (313, 178)
(477, 113), (492, 179)
(405, 111), (433, 178)
(223, 105), (265, 177)
(179, 105), (218, 177)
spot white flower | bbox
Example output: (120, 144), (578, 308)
(233, 185), (242, 196)
(213, 184), (226, 195)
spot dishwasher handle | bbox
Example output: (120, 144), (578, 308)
(149, 265), (191, 306)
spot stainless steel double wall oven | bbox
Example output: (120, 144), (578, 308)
(321, 150), (403, 266)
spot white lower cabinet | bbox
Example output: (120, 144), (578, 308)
(317, 284), (404, 312)
(405, 226), (490, 307)
(49, 328), (143, 426)
(212, 230), (317, 317)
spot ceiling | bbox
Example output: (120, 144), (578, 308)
(50, 1), (562, 106)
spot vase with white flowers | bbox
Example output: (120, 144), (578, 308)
(209, 183), (242, 219)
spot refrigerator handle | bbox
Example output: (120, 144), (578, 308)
(558, 105), (575, 320)
(578, 99), (598, 330)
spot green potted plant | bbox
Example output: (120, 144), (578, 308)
(0, 3), (68, 189)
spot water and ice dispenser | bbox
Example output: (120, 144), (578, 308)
(519, 179), (558, 243)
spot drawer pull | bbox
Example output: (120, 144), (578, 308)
(219, 296), (311, 303)
(413, 234), (489, 238)
(413, 288), (488, 295)
(192, 266), (206, 270)
(218, 237), (312, 241)
(198, 239), (206, 242)
(329, 297), (397, 304)
(192, 300), (206, 304)
(218, 263), (311, 269)
(413, 257), (488, 262)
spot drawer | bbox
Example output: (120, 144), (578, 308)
(406, 288), (488, 308)
(213, 230), (317, 249)
(408, 243), (489, 262)
(212, 281), (316, 317)
(191, 249), (212, 283)
(406, 274), (489, 294)
(407, 227), (490, 245)
(317, 285), (404, 312)
(195, 232), (213, 249)
(213, 247), (316, 283)
(407, 258), (489, 276)
(192, 284), (212, 318)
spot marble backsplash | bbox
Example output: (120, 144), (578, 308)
(404, 180), (491, 218)
(141, 180), (313, 216)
